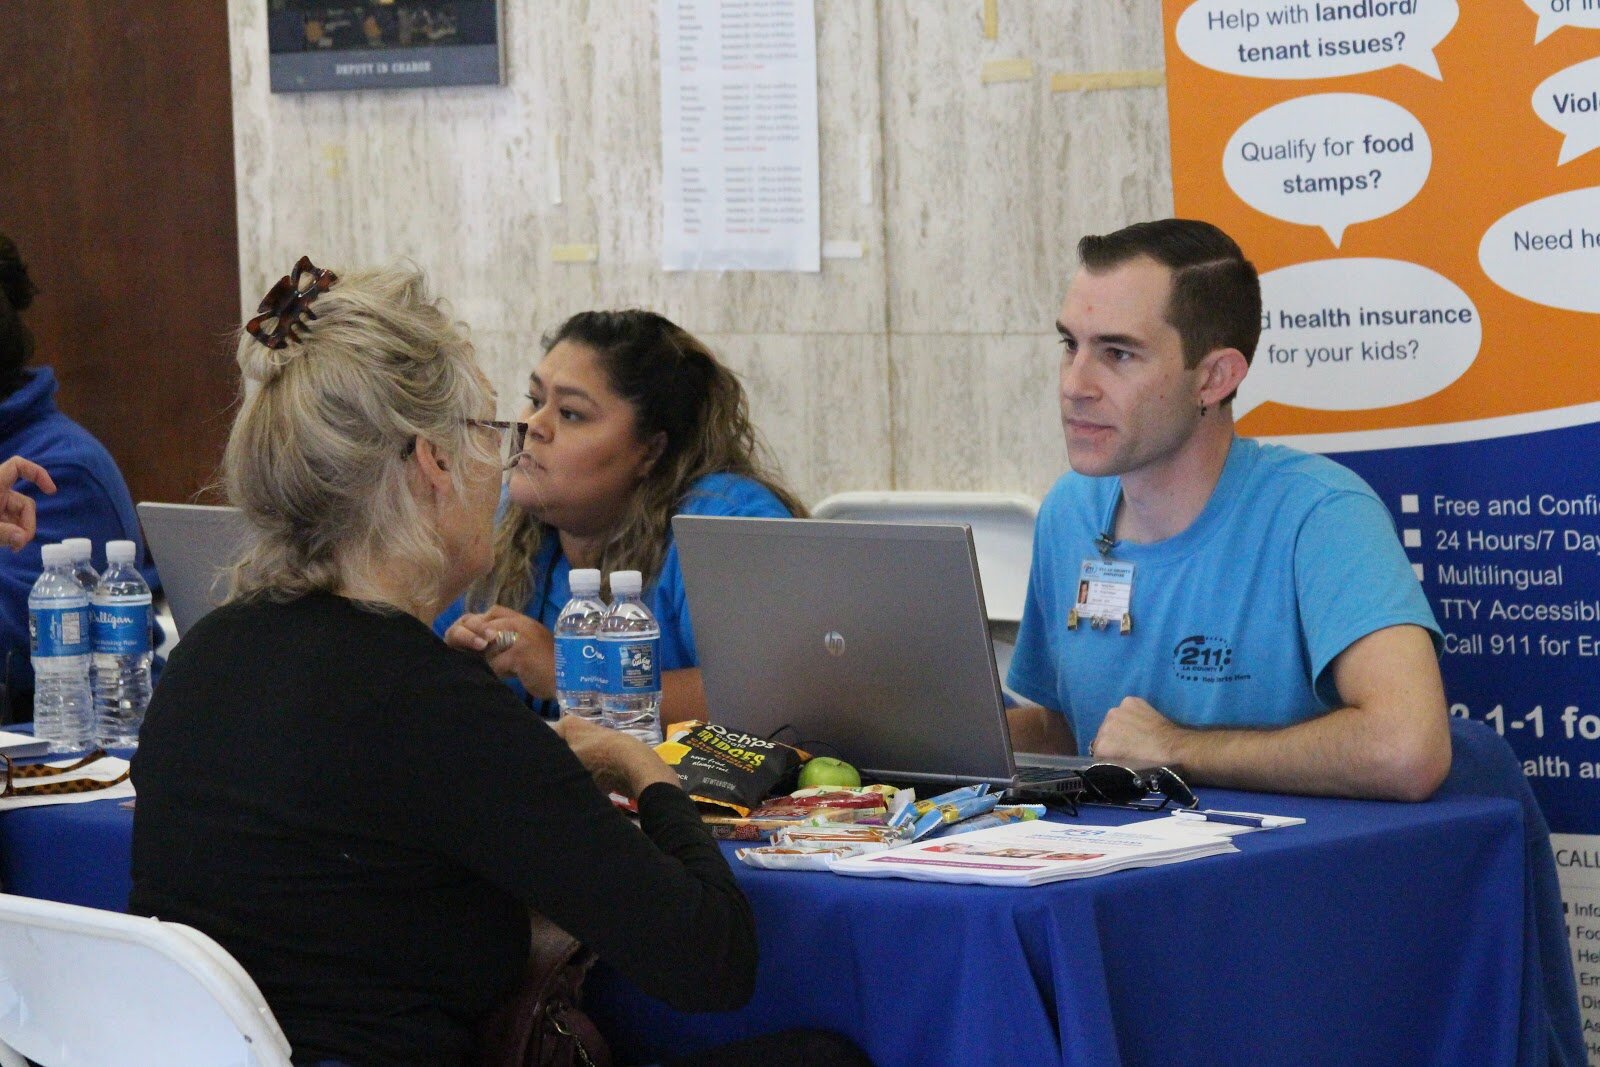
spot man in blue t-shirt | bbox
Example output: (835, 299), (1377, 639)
(1007, 219), (1449, 801)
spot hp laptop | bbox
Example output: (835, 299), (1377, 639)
(136, 503), (249, 639)
(673, 515), (1086, 793)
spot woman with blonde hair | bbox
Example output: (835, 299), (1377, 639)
(440, 309), (803, 726)
(128, 260), (759, 1065)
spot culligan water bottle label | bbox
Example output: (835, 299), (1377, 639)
(556, 636), (607, 691)
(607, 641), (660, 692)
(92, 599), (152, 655)
(31, 606), (90, 657)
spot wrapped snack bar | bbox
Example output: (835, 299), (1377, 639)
(702, 786), (894, 838)
(736, 846), (856, 872)
(925, 804), (1047, 839)
(773, 825), (905, 852)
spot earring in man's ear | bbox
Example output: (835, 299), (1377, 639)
(1199, 403), (1208, 417)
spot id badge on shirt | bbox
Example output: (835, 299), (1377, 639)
(1069, 559), (1134, 634)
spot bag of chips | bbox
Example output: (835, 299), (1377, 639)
(654, 721), (804, 816)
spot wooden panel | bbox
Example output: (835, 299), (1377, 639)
(0, 1), (239, 504)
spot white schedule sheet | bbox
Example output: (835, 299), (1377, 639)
(659, 0), (820, 272)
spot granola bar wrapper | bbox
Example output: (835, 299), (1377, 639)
(701, 787), (895, 838)
(923, 803), (1047, 839)
(736, 845), (858, 871)
(772, 825), (906, 852)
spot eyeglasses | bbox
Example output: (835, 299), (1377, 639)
(399, 419), (531, 468)
(246, 255), (338, 350)
(1, 749), (129, 799)
(1079, 763), (1198, 811)
(465, 419), (530, 470)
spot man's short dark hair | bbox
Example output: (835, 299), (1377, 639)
(1076, 219), (1261, 371)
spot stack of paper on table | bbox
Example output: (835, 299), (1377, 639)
(829, 818), (1236, 886)
(0, 730), (49, 758)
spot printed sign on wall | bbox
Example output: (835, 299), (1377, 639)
(268, 1), (504, 92)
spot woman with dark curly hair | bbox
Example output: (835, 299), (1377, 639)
(0, 234), (154, 722)
(438, 310), (803, 728)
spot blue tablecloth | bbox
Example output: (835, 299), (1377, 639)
(0, 795), (132, 910)
(0, 726), (136, 909)
(587, 790), (1528, 1067)
(0, 782), (1538, 1066)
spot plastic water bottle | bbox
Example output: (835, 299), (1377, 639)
(554, 568), (608, 722)
(28, 543), (93, 753)
(62, 537), (100, 594)
(599, 570), (662, 744)
(90, 539), (153, 748)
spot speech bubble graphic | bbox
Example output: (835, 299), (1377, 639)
(1533, 58), (1600, 165)
(1175, 0), (1459, 81)
(1479, 187), (1600, 314)
(1224, 94), (1431, 246)
(1237, 258), (1481, 418)
(1523, 0), (1600, 44)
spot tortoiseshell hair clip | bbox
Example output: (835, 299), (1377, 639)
(245, 255), (338, 350)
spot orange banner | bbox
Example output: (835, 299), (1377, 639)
(1163, 1), (1600, 439)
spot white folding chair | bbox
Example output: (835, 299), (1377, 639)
(0, 893), (292, 1067)
(811, 492), (1041, 681)
(811, 491), (1040, 622)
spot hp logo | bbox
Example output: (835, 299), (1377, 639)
(823, 630), (846, 657)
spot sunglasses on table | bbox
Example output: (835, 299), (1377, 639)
(1072, 763), (1199, 813)
(0, 749), (128, 799)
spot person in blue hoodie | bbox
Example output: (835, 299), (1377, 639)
(0, 233), (158, 722)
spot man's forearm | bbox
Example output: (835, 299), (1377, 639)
(1006, 702), (1078, 755)
(1153, 703), (1451, 801)
(1091, 626), (1451, 802)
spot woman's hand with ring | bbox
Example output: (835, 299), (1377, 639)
(444, 606), (556, 697)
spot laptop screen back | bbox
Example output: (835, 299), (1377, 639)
(136, 503), (249, 638)
(673, 515), (1023, 787)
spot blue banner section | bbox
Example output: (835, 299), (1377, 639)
(1330, 418), (1600, 834)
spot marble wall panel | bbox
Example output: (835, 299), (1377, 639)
(704, 333), (893, 509)
(881, 0), (1171, 335)
(231, 0), (884, 339)
(230, 0), (1172, 500)
(890, 333), (1067, 500)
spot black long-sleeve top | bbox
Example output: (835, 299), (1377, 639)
(130, 593), (755, 1066)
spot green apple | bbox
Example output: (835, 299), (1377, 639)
(797, 756), (861, 789)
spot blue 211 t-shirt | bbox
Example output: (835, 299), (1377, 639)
(1006, 437), (1440, 747)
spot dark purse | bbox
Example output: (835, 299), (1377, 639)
(477, 914), (613, 1067)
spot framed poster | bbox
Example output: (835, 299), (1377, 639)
(267, 1), (504, 93)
